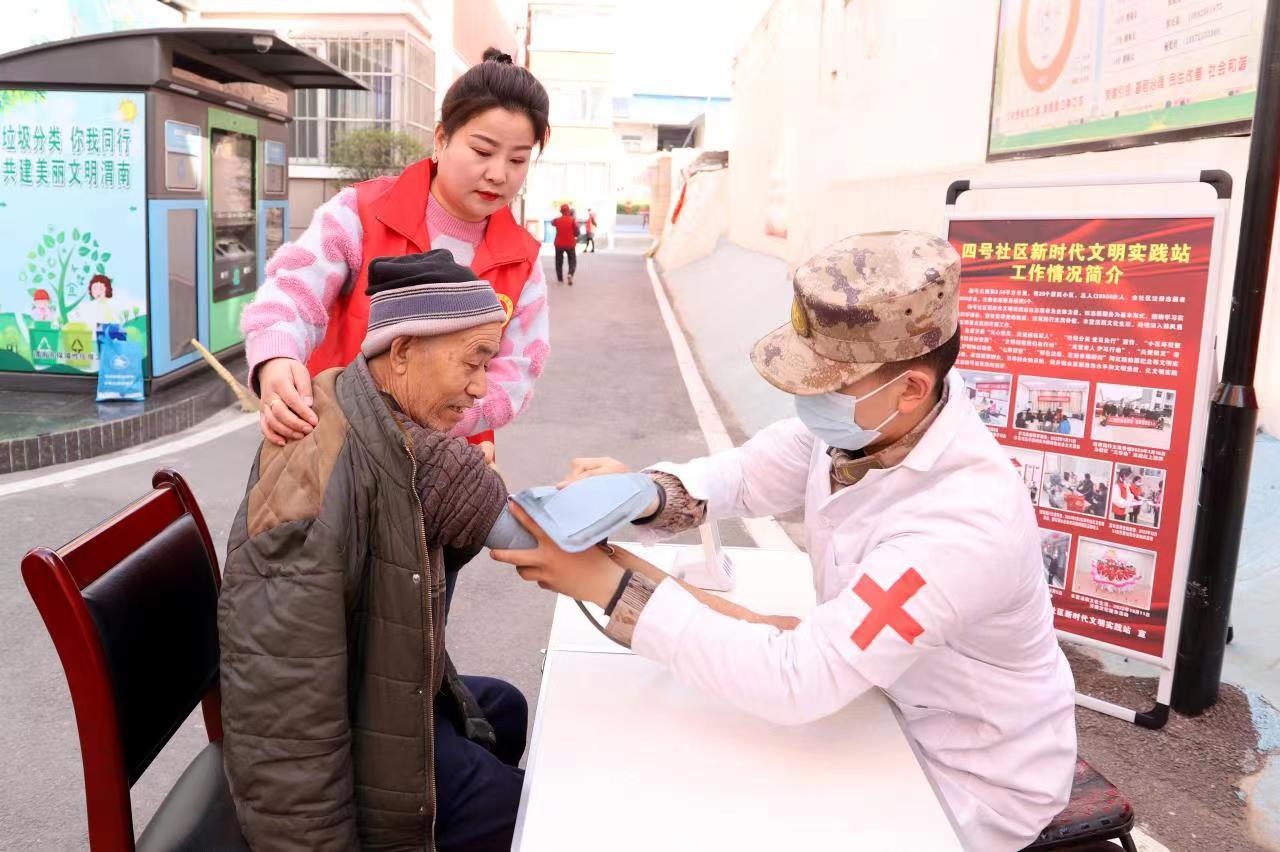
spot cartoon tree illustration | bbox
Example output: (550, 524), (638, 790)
(0, 89), (46, 116)
(18, 226), (112, 324)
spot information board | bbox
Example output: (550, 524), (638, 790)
(989, 0), (1264, 158)
(948, 215), (1219, 661)
(0, 90), (148, 374)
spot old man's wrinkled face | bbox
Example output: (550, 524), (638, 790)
(385, 323), (504, 432)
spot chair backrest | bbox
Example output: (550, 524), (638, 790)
(22, 468), (223, 852)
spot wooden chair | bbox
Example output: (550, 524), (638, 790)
(22, 468), (247, 851)
(1023, 758), (1137, 852)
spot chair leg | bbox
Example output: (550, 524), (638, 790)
(1118, 830), (1138, 852)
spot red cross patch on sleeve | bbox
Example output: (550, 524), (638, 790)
(850, 568), (926, 650)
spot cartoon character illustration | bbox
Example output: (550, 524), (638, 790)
(30, 289), (57, 323)
(75, 274), (118, 326)
(89, 274), (114, 309)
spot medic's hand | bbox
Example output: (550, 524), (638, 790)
(490, 501), (625, 608)
(557, 456), (631, 489)
(257, 357), (318, 447)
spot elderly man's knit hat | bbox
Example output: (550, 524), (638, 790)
(361, 249), (506, 358)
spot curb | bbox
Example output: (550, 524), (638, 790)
(0, 361), (245, 475)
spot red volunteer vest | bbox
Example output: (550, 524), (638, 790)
(307, 158), (541, 445)
(1112, 486), (1127, 519)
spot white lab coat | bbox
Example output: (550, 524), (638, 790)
(636, 371), (1077, 851)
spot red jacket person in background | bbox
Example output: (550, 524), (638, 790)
(552, 203), (578, 286)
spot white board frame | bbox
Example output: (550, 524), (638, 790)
(945, 173), (1230, 727)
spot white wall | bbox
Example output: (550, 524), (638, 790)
(654, 167), (730, 271)
(729, 0), (822, 257)
(731, 0), (1280, 434)
(694, 100), (734, 150)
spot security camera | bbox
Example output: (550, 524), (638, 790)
(252, 35), (274, 54)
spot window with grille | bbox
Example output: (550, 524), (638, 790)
(547, 82), (611, 125)
(289, 34), (436, 166)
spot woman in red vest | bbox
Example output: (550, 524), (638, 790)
(242, 48), (550, 453)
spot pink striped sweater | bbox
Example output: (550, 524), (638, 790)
(241, 189), (550, 439)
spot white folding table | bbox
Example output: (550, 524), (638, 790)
(513, 544), (965, 851)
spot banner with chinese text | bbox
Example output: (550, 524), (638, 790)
(948, 216), (1216, 659)
(0, 90), (147, 375)
(990, 0), (1263, 158)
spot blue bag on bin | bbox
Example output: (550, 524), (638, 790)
(96, 324), (145, 402)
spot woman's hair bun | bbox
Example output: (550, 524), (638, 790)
(441, 45), (550, 149)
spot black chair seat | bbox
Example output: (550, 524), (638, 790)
(1023, 758), (1136, 851)
(136, 742), (248, 852)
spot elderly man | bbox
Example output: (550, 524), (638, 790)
(218, 250), (527, 851)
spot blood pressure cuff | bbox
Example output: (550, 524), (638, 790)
(484, 473), (661, 553)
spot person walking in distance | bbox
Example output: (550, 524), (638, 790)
(584, 208), (598, 253)
(553, 203), (578, 285)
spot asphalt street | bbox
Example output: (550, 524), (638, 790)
(0, 248), (753, 849)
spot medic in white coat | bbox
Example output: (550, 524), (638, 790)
(493, 230), (1077, 851)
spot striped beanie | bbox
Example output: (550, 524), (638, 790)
(361, 249), (506, 358)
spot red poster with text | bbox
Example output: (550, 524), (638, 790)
(947, 218), (1213, 659)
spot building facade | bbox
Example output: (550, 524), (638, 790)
(612, 92), (730, 233)
(523, 0), (616, 239)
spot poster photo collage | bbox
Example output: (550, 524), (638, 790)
(962, 369), (1169, 612)
(949, 215), (1216, 657)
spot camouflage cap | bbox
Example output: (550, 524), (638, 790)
(751, 230), (960, 394)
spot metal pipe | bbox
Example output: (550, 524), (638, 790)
(1171, 0), (1280, 714)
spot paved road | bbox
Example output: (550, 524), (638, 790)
(0, 249), (753, 849)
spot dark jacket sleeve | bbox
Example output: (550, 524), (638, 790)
(217, 456), (362, 851)
(411, 427), (508, 553)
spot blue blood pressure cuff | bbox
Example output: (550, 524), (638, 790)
(485, 473), (661, 552)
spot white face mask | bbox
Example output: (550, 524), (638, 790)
(793, 372), (908, 451)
